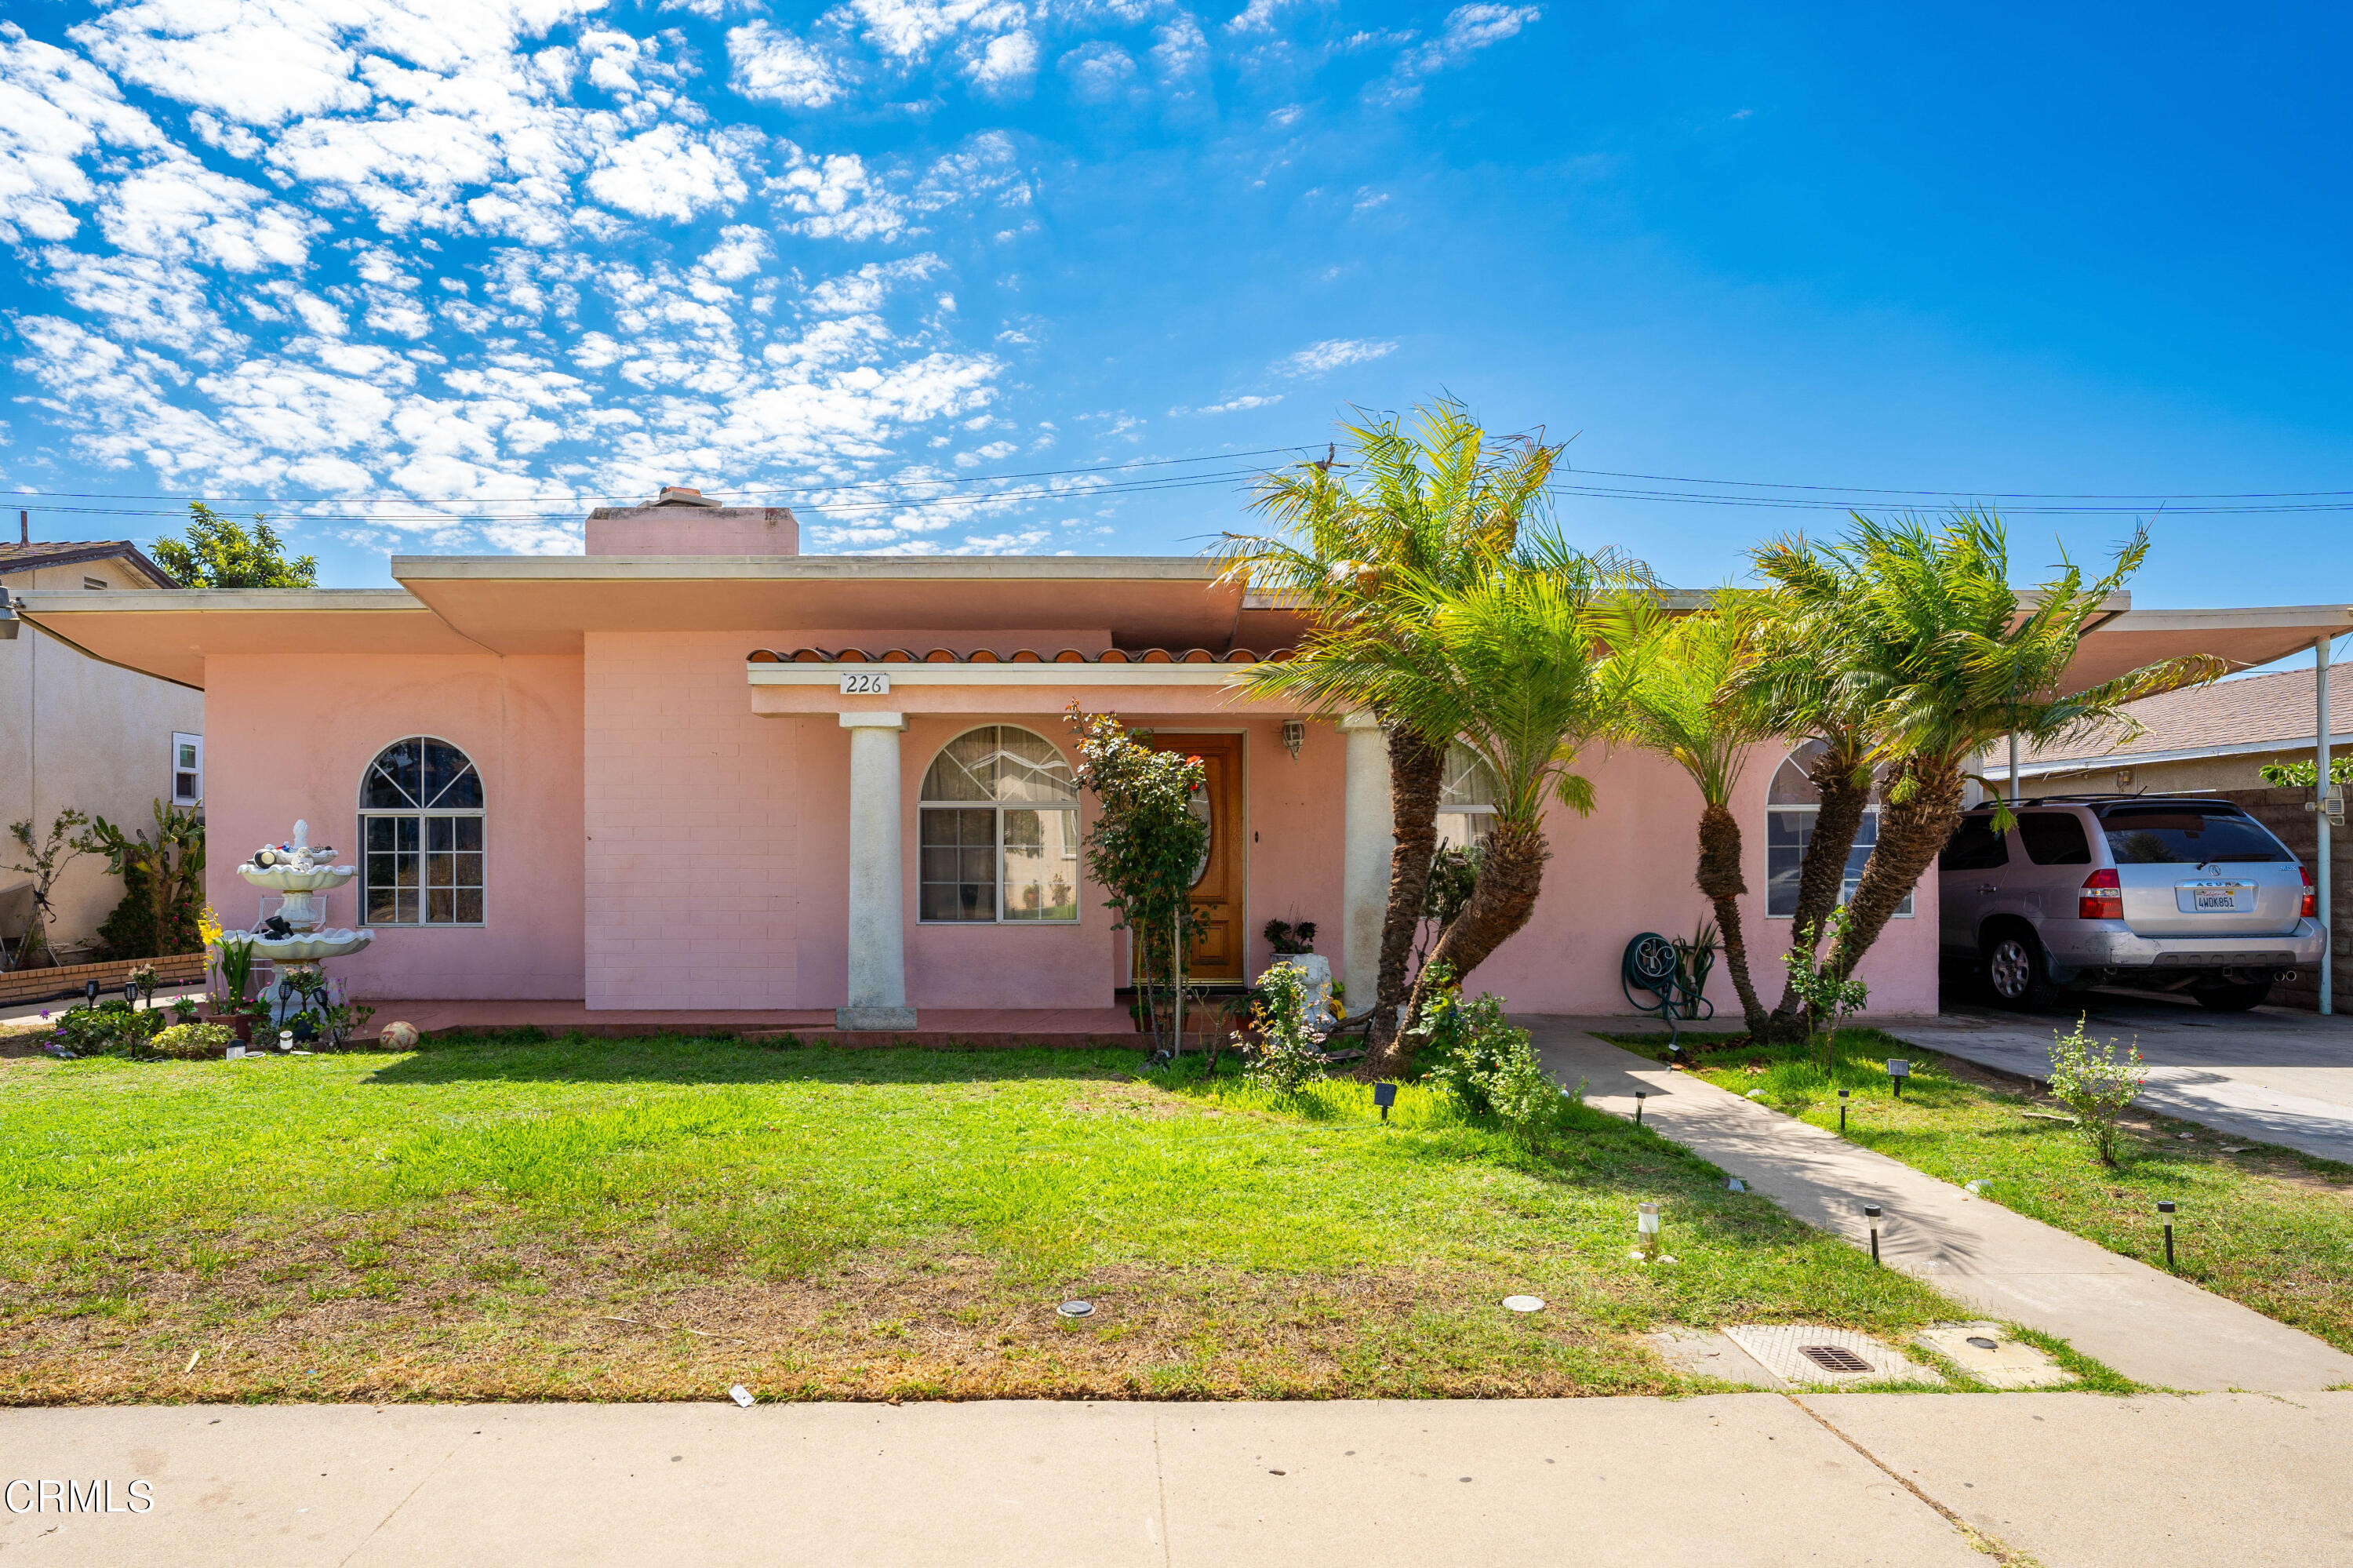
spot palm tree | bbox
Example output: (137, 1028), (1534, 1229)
(1617, 591), (1780, 1037)
(1217, 401), (1562, 1057)
(1731, 559), (1889, 1042)
(1780, 511), (2219, 984)
(1246, 534), (1655, 1071)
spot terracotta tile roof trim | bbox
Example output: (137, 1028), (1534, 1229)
(747, 646), (1292, 664)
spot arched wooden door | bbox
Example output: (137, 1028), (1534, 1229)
(1147, 733), (1246, 982)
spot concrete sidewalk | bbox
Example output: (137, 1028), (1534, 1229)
(1526, 1018), (2353, 1392)
(1891, 997), (2353, 1166)
(4, 1394), (2350, 1566)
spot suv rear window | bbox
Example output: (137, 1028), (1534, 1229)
(2097, 804), (2291, 864)
(2017, 811), (2092, 865)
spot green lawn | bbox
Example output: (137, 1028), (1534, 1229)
(1602, 1028), (2353, 1356)
(0, 1031), (1980, 1403)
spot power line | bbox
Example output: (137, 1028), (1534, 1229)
(1566, 467), (2353, 502)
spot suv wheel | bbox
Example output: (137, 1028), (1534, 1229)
(2195, 980), (2271, 1012)
(1981, 929), (2061, 1011)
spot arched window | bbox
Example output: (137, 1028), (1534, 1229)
(1765, 740), (1911, 919)
(359, 737), (485, 926)
(1436, 744), (1500, 849)
(919, 726), (1080, 923)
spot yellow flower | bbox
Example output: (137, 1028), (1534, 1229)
(197, 904), (224, 950)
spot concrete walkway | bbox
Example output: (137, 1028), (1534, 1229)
(1891, 996), (2353, 1166)
(5, 1394), (2351, 1566)
(1525, 1019), (2353, 1392)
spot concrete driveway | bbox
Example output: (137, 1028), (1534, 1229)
(1893, 994), (2353, 1166)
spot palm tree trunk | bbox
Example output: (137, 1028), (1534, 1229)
(1829, 757), (1966, 981)
(1765, 747), (1871, 1041)
(1363, 725), (1445, 1070)
(1695, 800), (1766, 1036)
(1391, 820), (1548, 1069)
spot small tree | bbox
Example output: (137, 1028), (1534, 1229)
(151, 500), (318, 589)
(86, 800), (207, 959)
(2046, 1015), (2147, 1167)
(4, 809), (94, 966)
(2258, 757), (2353, 788)
(1243, 959), (1327, 1093)
(1780, 903), (1869, 1070)
(1066, 704), (1211, 1058)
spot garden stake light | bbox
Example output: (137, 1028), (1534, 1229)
(1864, 1203), (1882, 1264)
(1886, 1059), (1911, 1097)
(1633, 1090), (1646, 1125)
(84, 979), (99, 1006)
(1373, 1081), (1398, 1122)
(1635, 1202), (1660, 1261)
(2158, 1200), (2177, 1270)
(1838, 1088), (1849, 1131)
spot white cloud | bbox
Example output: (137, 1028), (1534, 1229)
(806, 254), (946, 314)
(1222, 0), (1295, 35)
(98, 156), (318, 271)
(728, 20), (846, 109)
(1060, 42), (1135, 101)
(840, 0), (1028, 60)
(587, 124), (754, 218)
(1173, 393), (1282, 415)
(0, 27), (164, 243)
(1376, 3), (1540, 100)
(698, 224), (771, 281)
(1148, 14), (1209, 78)
(1275, 337), (1395, 377)
(965, 31), (1039, 93)
(769, 144), (907, 240)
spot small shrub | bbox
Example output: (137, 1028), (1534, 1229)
(150, 1022), (238, 1060)
(2046, 1014), (2146, 1166)
(1780, 904), (1870, 1068)
(1242, 959), (1327, 1093)
(48, 1000), (162, 1057)
(1413, 968), (1580, 1143)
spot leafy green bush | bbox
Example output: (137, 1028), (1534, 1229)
(2046, 1015), (2146, 1166)
(1242, 959), (1327, 1093)
(47, 1000), (162, 1057)
(1413, 966), (1580, 1143)
(150, 1022), (238, 1059)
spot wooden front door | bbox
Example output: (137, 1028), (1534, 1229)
(1148, 733), (1246, 982)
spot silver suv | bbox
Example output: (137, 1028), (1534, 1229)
(1939, 795), (2325, 1012)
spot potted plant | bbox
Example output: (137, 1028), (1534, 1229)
(205, 932), (260, 1042)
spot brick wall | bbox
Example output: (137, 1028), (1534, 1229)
(2216, 787), (2352, 1011)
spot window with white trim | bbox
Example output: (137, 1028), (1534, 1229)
(918, 726), (1080, 922)
(169, 733), (203, 806)
(1765, 740), (1912, 919)
(1436, 743), (1499, 849)
(359, 737), (485, 925)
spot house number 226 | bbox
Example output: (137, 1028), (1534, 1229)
(838, 672), (892, 695)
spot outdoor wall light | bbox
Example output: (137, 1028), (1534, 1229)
(1281, 719), (1306, 761)
(1886, 1059), (1911, 1097)
(1373, 1081), (1398, 1122)
(2158, 1200), (2178, 1270)
(0, 586), (17, 640)
(1863, 1202), (1883, 1264)
(1838, 1088), (1851, 1132)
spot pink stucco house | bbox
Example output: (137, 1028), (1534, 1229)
(20, 490), (2344, 1031)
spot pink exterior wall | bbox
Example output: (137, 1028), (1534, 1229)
(1468, 744), (1941, 1017)
(202, 653), (584, 1000)
(585, 507), (799, 556)
(205, 635), (1937, 1017)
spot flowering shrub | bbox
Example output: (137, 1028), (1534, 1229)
(2046, 1015), (2147, 1166)
(48, 1000), (161, 1057)
(1242, 959), (1328, 1093)
(151, 1022), (238, 1059)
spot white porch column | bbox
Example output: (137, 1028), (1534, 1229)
(839, 712), (915, 1031)
(1340, 712), (1392, 1020)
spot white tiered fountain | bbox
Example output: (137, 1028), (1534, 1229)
(224, 820), (372, 1027)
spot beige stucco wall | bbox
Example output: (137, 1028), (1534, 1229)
(0, 559), (205, 955)
(2015, 749), (2324, 801)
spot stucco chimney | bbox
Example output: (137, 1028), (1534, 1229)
(584, 486), (798, 556)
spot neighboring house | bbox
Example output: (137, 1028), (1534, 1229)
(1990, 657), (2353, 799)
(0, 533), (204, 962)
(15, 490), (2339, 1022)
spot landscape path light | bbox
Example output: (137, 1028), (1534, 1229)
(1631, 1201), (1674, 1263)
(1373, 1081), (1397, 1123)
(1633, 1090), (1646, 1125)
(2158, 1200), (2178, 1270)
(1863, 1203), (1882, 1264)
(1886, 1059), (1911, 1097)
(1057, 1300), (1095, 1319)
(1838, 1088), (1850, 1132)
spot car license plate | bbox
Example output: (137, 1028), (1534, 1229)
(2178, 880), (2253, 913)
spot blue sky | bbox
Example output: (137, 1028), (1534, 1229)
(2, 1), (2349, 606)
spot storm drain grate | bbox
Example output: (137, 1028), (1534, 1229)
(1798, 1344), (1872, 1373)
